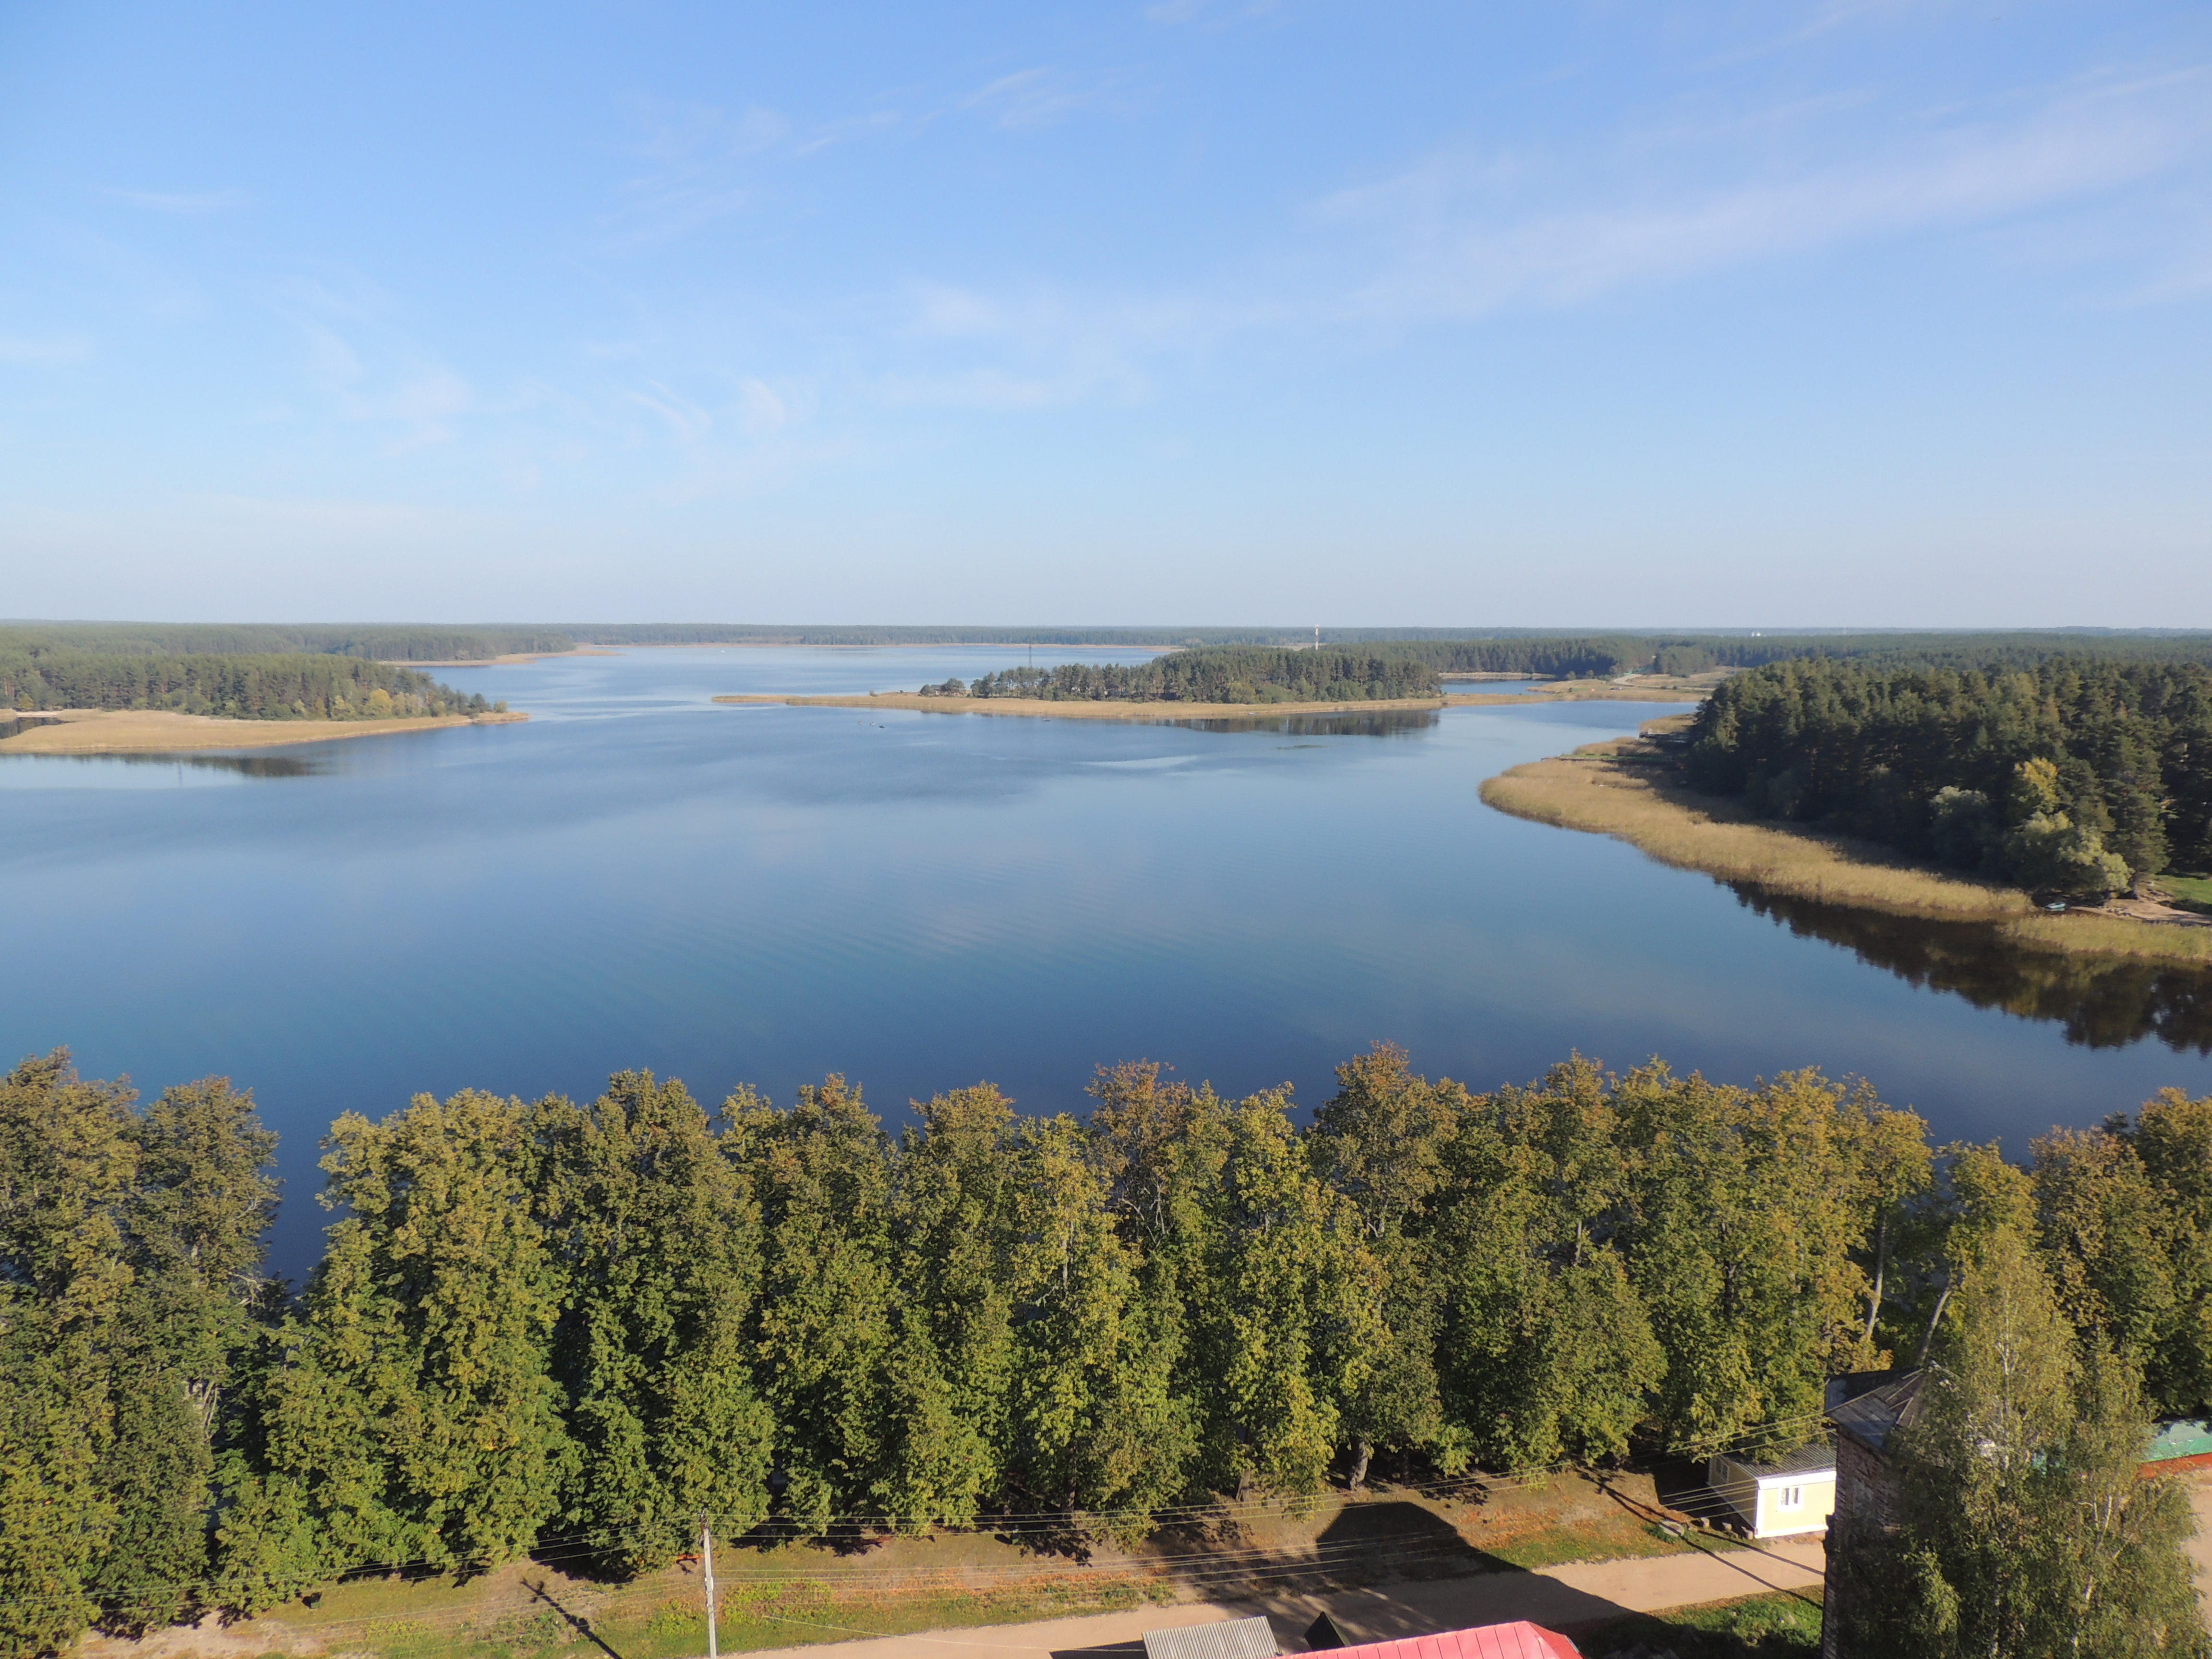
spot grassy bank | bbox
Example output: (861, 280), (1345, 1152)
(0, 709), (526, 754)
(236, 1564), (1165, 1659)
(1480, 725), (2212, 965)
(1445, 672), (1721, 706)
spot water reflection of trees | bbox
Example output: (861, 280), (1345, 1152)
(1175, 710), (1443, 738)
(0, 750), (325, 777)
(1734, 887), (2212, 1056)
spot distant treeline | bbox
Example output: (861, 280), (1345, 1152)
(0, 651), (495, 720)
(923, 648), (1441, 703)
(0, 625), (572, 662)
(1322, 633), (2212, 680)
(12, 623), (2212, 669)
(7, 1041), (2209, 1656)
(1683, 657), (2212, 896)
(931, 634), (2212, 705)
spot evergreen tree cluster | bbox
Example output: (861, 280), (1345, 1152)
(923, 649), (1443, 703)
(1683, 657), (2212, 896)
(8, 1046), (2209, 1657)
(0, 650), (495, 720)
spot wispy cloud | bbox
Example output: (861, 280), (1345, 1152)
(963, 66), (1130, 130)
(622, 381), (715, 445)
(1315, 69), (2212, 321)
(107, 186), (252, 214)
(857, 67), (2212, 419)
(602, 99), (790, 251)
(0, 333), (93, 365)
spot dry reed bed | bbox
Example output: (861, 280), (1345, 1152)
(1480, 735), (2212, 966)
(716, 693), (1451, 720)
(1443, 680), (1713, 707)
(2007, 913), (2212, 964)
(0, 709), (527, 755)
(1479, 739), (2029, 920)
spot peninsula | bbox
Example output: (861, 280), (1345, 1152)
(1483, 718), (2212, 966)
(0, 708), (529, 755)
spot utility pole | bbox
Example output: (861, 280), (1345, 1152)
(699, 1513), (719, 1659)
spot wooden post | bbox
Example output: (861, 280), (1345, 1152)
(700, 1513), (719, 1659)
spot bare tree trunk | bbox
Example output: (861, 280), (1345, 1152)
(1348, 1437), (1372, 1492)
(1234, 1467), (1254, 1505)
(1864, 1215), (1887, 1342)
(1917, 1283), (1954, 1366)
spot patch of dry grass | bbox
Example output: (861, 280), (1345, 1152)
(0, 709), (524, 755)
(1479, 738), (2032, 921)
(1445, 677), (1715, 707)
(1485, 736), (2212, 969)
(2004, 913), (2212, 964)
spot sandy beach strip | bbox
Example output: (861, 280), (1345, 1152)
(0, 709), (528, 755)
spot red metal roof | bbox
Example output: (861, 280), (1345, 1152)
(1324, 1623), (1580, 1659)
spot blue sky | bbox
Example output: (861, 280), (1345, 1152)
(1, 2), (2208, 625)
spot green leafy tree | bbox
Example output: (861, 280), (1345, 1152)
(1835, 1228), (2202, 1658)
(0, 1052), (136, 1659)
(876, 1085), (1020, 1530)
(1189, 1090), (1380, 1502)
(1432, 1058), (1660, 1468)
(99, 1079), (279, 1630)
(2001, 759), (2131, 898)
(1618, 1066), (1884, 1455)
(1001, 1112), (1189, 1526)
(1083, 1062), (1223, 1509)
(1309, 1044), (1456, 1484)
(538, 1072), (773, 1572)
(218, 1091), (571, 1606)
(2036, 1090), (2212, 1418)
(733, 1076), (896, 1534)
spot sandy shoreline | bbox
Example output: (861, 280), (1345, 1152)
(0, 709), (528, 755)
(1480, 721), (2212, 964)
(715, 692), (1454, 720)
(716, 678), (1713, 721)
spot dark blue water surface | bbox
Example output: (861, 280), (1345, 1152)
(7, 646), (2211, 1280)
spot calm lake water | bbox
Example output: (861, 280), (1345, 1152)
(8, 646), (2211, 1280)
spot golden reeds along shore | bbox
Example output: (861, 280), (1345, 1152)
(0, 708), (528, 755)
(1480, 719), (2212, 967)
(714, 672), (1719, 723)
(714, 691), (1454, 720)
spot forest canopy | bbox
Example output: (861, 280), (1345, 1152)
(0, 651), (495, 721)
(7, 1042), (2209, 1657)
(923, 648), (1442, 703)
(1683, 657), (2212, 896)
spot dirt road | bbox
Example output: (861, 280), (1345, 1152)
(723, 1538), (1824, 1659)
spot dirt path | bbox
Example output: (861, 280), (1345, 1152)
(719, 1539), (1823, 1659)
